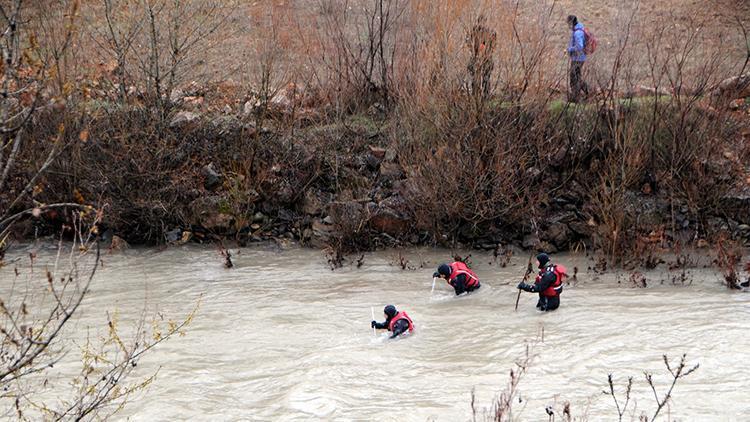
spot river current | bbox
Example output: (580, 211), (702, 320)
(2, 244), (749, 421)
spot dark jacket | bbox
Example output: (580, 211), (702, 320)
(450, 273), (481, 296)
(373, 317), (411, 339)
(519, 266), (561, 311)
(534, 268), (558, 294)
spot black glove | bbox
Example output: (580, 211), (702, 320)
(371, 320), (377, 328)
(517, 281), (533, 292)
(433, 272), (440, 278)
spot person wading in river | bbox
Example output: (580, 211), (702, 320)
(372, 305), (414, 339)
(433, 261), (481, 296)
(517, 253), (567, 311)
(566, 15), (591, 102)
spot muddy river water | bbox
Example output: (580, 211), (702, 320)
(3, 244), (750, 421)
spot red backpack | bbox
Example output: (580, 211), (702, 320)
(583, 27), (597, 55)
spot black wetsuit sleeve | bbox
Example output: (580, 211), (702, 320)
(374, 317), (391, 330)
(451, 274), (467, 295)
(533, 271), (556, 293)
(390, 319), (410, 338)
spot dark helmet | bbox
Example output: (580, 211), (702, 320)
(536, 253), (550, 269)
(437, 263), (451, 277)
(384, 305), (397, 318)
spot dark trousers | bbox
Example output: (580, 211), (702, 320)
(569, 61), (589, 102)
(536, 295), (560, 311)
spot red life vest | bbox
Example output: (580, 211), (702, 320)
(448, 261), (480, 288)
(535, 264), (567, 297)
(387, 311), (414, 333)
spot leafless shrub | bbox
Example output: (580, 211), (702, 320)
(390, 250), (415, 270)
(623, 236), (666, 271)
(645, 355), (700, 421)
(465, 15), (496, 118)
(666, 254), (694, 285)
(605, 373), (634, 422)
(714, 237), (743, 289)
(219, 243), (233, 268)
(0, 1), (79, 220)
(0, 209), (194, 419)
(137, 1), (234, 118)
(629, 271), (647, 288)
(89, 0), (235, 120)
(312, 0), (407, 112)
(582, 6), (745, 264)
(590, 256), (608, 274)
(324, 238), (345, 270)
(88, 0), (143, 103)
(492, 244), (512, 268)
(606, 354), (699, 422)
(472, 341), (537, 422)
(479, 353), (699, 421)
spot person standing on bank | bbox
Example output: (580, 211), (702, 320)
(517, 253), (567, 311)
(433, 261), (481, 296)
(567, 15), (590, 102)
(372, 305), (414, 339)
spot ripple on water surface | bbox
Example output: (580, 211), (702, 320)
(2, 245), (750, 421)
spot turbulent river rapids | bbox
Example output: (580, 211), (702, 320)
(3, 244), (750, 421)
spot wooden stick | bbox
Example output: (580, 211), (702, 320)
(515, 254), (534, 311)
(514, 289), (522, 311)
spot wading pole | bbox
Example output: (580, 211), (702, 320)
(431, 277), (436, 294)
(371, 307), (376, 336)
(515, 254), (534, 311)
(514, 288), (522, 311)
